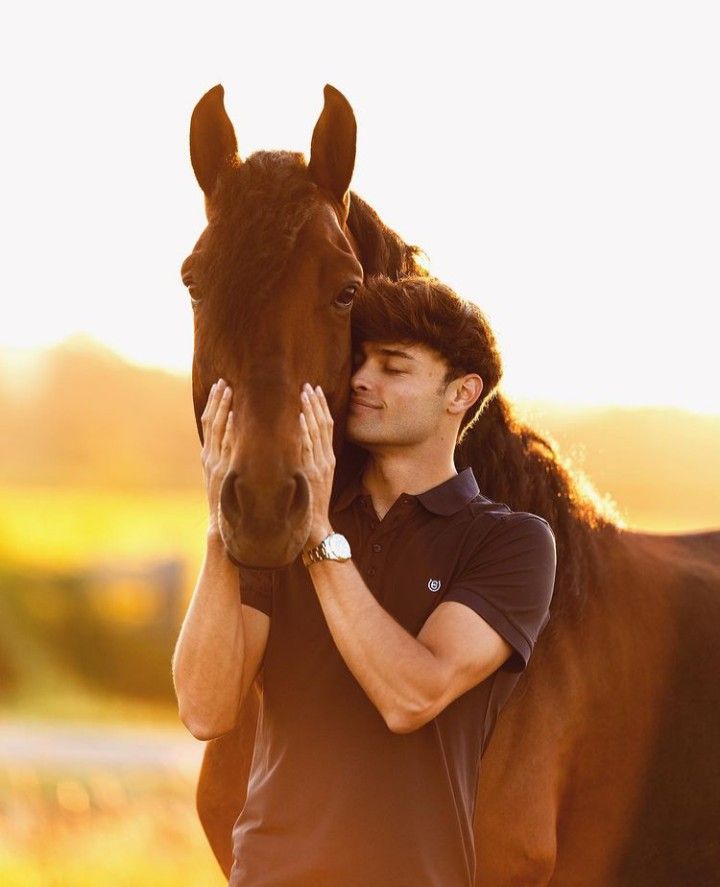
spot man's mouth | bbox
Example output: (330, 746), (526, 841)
(350, 398), (381, 410)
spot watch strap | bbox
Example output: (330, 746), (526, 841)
(302, 533), (350, 567)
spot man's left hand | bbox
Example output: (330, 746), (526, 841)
(300, 383), (336, 549)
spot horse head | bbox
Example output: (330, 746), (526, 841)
(182, 84), (363, 568)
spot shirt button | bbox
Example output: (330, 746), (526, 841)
(372, 543), (382, 553)
(368, 567), (377, 577)
(370, 521), (378, 530)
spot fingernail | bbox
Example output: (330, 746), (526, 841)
(223, 387), (231, 397)
(301, 390), (309, 402)
(315, 385), (322, 396)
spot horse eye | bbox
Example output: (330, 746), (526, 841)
(185, 280), (201, 307)
(334, 285), (357, 309)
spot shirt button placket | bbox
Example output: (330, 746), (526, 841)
(365, 496), (405, 587)
(368, 526), (388, 587)
(365, 504), (379, 576)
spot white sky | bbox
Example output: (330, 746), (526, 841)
(2, 1), (718, 412)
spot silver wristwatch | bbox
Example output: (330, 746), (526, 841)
(302, 532), (352, 567)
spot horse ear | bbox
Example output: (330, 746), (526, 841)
(308, 84), (356, 208)
(190, 84), (240, 198)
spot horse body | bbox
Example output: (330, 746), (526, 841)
(610, 529), (720, 885)
(476, 526), (720, 886)
(183, 84), (720, 884)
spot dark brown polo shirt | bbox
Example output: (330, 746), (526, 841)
(229, 466), (556, 887)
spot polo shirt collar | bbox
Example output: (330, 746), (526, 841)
(332, 465), (481, 517)
(416, 466), (481, 515)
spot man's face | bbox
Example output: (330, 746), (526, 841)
(347, 340), (455, 449)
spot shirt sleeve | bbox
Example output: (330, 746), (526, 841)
(238, 566), (275, 617)
(440, 515), (557, 673)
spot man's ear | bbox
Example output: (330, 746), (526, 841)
(447, 374), (483, 416)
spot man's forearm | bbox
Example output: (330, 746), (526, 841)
(172, 530), (246, 739)
(307, 556), (446, 732)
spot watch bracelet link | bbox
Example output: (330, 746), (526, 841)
(301, 532), (351, 567)
(302, 539), (330, 566)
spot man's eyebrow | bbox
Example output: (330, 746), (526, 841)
(377, 347), (416, 361)
(354, 344), (416, 361)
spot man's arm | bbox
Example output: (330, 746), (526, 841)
(308, 558), (512, 733)
(172, 530), (270, 739)
(172, 378), (270, 740)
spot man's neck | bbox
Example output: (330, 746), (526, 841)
(360, 450), (458, 519)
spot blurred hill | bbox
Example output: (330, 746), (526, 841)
(513, 401), (720, 531)
(1, 337), (718, 531)
(0, 336), (199, 491)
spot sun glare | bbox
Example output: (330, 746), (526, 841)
(3, 3), (717, 415)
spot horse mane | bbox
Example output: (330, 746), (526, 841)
(345, 190), (621, 625)
(456, 395), (621, 624)
(347, 191), (429, 281)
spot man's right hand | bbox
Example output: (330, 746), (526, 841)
(201, 378), (234, 535)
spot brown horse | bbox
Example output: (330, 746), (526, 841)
(182, 84), (720, 885)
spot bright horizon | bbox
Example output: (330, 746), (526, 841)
(3, 2), (718, 415)
(2, 333), (717, 419)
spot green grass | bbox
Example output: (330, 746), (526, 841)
(0, 484), (206, 575)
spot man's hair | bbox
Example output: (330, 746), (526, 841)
(351, 274), (504, 445)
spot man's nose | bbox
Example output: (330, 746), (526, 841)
(350, 370), (370, 391)
(350, 366), (365, 389)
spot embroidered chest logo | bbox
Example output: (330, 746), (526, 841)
(427, 578), (442, 593)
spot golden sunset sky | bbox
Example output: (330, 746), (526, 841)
(2, 1), (718, 413)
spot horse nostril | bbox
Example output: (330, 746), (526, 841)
(287, 472), (309, 521)
(220, 471), (309, 530)
(220, 469), (244, 522)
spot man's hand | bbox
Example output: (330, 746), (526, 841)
(299, 383), (336, 549)
(201, 378), (234, 535)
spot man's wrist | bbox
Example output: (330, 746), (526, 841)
(304, 526), (334, 552)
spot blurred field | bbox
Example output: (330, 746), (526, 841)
(0, 756), (225, 886)
(0, 415), (215, 885)
(0, 337), (717, 886)
(0, 485), (206, 577)
(0, 398), (220, 887)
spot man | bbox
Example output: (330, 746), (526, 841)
(174, 275), (557, 886)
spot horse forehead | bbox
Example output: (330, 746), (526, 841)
(299, 202), (361, 263)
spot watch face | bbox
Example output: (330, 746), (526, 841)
(328, 533), (351, 560)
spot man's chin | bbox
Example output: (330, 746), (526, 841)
(346, 426), (382, 448)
